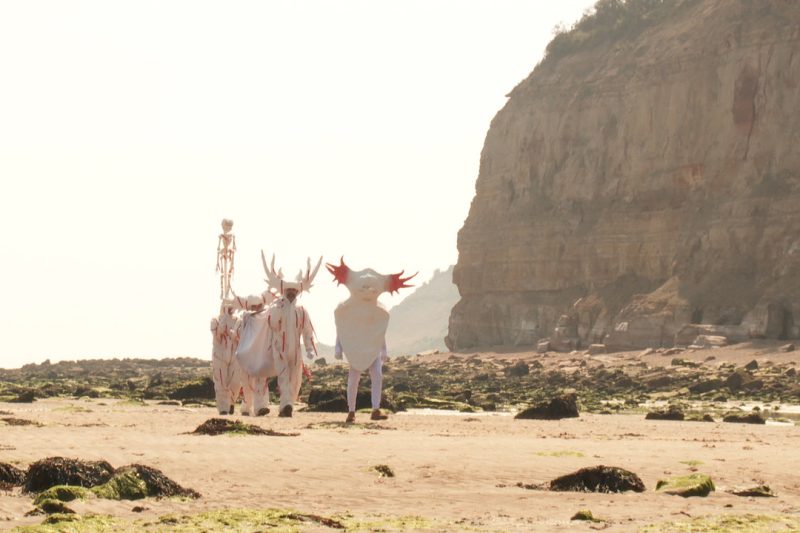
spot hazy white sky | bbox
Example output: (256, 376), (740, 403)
(0, 0), (595, 367)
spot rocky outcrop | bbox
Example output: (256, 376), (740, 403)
(447, 0), (800, 351)
(387, 266), (458, 355)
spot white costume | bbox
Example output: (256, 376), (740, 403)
(327, 258), (415, 420)
(228, 292), (276, 416)
(210, 306), (242, 415)
(261, 252), (322, 417)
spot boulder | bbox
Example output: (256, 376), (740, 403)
(549, 466), (645, 493)
(645, 405), (684, 421)
(504, 361), (530, 377)
(515, 394), (579, 420)
(587, 344), (606, 355)
(722, 412), (766, 424)
(688, 379), (723, 394)
(693, 335), (728, 348)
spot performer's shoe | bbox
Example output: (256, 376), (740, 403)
(345, 411), (356, 424)
(218, 411), (228, 416)
(279, 405), (293, 418)
(370, 409), (388, 421)
(256, 407), (270, 417)
(228, 405), (234, 415)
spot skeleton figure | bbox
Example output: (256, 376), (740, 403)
(326, 258), (415, 423)
(216, 219), (237, 299)
(261, 252), (322, 417)
(210, 303), (243, 415)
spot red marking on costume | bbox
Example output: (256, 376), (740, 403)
(302, 362), (312, 382)
(387, 270), (418, 294)
(326, 257), (350, 285)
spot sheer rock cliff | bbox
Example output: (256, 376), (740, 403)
(447, 0), (800, 351)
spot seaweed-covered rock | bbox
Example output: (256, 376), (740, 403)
(549, 466), (645, 493)
(24, 457), (115, 493)
(504, 361), (530, 377)
(306, 388), (398, 413)
(191, 418), (299, 437)
(0, 462), (25, 486)
(9, 389), (36, 403)
(118, 465), (200, 499)
(571, 510), (601, 522)
(688, 379), (724, 394)
(656, 473), (715, 497)
(34, 485), (91, 505)
(91, 471), (148, 500)
(516, 394), (579, 420)
(34, 499), (76, 515)
(645, 405), (684, 421)
(167, 377), (215, 401)
(723, 412), (766, 424)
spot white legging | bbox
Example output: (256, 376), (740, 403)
(347, 357), (383, 412)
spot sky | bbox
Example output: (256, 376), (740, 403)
(0, 0), (596, 367)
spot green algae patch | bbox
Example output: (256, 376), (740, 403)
(33, 485), (91, 505)
(154, 508), (345, 532)
(339, 513), (444, 532)
(91, 471), (148, 500)
(641, 513), (800, 532)
(14, 514), (121, 532)
(28, 499), (75, 515)
(656, 473), (715, 497)
(535, 450), (585, 457)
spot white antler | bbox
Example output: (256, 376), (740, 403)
(298, 256), (322, 290)
(261, 250), (284, 292)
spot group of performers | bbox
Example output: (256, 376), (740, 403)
(211, 220), (414, 423)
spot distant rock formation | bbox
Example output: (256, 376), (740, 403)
(387, 266), (459, 355)
(448, 0), (800, 351)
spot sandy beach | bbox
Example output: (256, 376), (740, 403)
(2, 350), (799, 532)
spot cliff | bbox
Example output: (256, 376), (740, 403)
(448, 0), (800, 351)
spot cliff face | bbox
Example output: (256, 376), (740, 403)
(447, 0), (800, 351)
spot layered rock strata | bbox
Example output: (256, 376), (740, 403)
(448, 0), (800, 350)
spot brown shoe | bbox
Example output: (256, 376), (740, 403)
(370, 409), (388, 421)
(278, 405), (293, 418)
(345, 411), (356, 424)
(256, 407), (270, 417)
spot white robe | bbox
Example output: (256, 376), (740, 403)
(334, 299), (389, 372)
(266, 297), (316, 410)
(210, 313), (242, 414)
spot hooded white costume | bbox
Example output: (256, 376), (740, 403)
(262, 252), (321, 417)
(210, 304), (242, 415)
(327, 258), (415, 421)
(228, 292), (277, 415)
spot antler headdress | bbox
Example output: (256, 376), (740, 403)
(262, 251), (322, 295)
